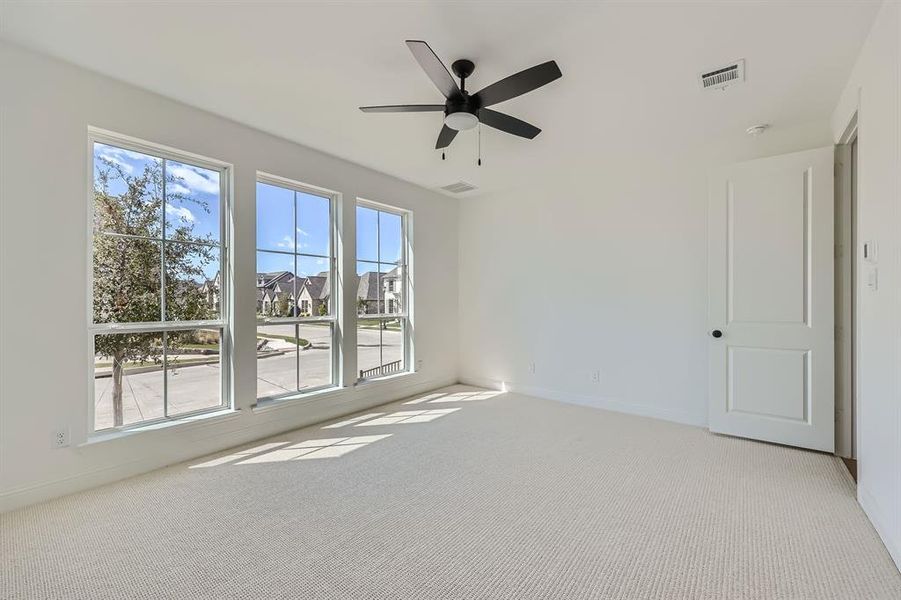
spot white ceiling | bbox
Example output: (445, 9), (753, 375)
(0, 1), (880, 198)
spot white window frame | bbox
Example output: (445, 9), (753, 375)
(86, 127), (233, 433)
(256, 172), (340, 400)
(355, 198), (412, 382)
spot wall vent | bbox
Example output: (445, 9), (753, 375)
(699, 60), (745, 90)
(440, 181), (477, 194)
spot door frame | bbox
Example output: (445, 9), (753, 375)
(835, 113), (858, 459)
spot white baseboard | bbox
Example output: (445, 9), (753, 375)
(459, 376), (707, 428)
(859, 483), (901, 572)
(0, 376), (457, 513)
(457, 375), (506, 392)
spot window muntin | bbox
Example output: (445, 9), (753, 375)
(90, 136), (229, 432)
(255, 323), (333, 398)
(256, 176), (337, 399)
(355, 202), (409, 381)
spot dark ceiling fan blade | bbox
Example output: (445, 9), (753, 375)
(478, 109), (541, 139)
(360, 104), (445, 113)
(435, 124), (458, 149)
(474, 60), (562, 107)
(406, 40), (461, 99)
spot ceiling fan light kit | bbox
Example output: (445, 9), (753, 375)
(360, 40), (562, 156)
(445, 111), (478, 131)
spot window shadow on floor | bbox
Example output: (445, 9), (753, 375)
(189, 386), (504, 469)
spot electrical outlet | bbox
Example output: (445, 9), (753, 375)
(52, 428), (70, 449)
(528, 361), (536, 374)
(591, 370), (601, 383)
(416, 359), (424, 370)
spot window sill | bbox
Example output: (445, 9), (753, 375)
(354, 370), (414, 388)
(80, 408), (242, 446)
(252, 385), (343, 415)
(252, 371), (418, 415)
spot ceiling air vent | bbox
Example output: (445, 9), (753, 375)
(699, 60), (745, 91)
(440, 181), (477, 194)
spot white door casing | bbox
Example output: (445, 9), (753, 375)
(708, 147), (834, 452)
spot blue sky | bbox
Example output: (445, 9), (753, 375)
(256, 182), (331, 277)
(94, 143), (221, 283)
(94, 142), (402, 283)
(256, 183), (402, 279)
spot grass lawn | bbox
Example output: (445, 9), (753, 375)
(178, 343), (220, 350)
(95, 356), (216, 370)
(357, 318), (402, 330)
(256, 332), (310, 346)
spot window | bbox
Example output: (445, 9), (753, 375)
(256, 175), (337, 399)
(356, 202), (410, 380)
(90, 132), (229, 431)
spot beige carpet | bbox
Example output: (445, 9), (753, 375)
(2, 386), (899, 599)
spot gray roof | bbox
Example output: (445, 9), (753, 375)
(257, 271), (292, 287)
(357, 271), (380, 301)
(318, 272), (331, 299)
(272, 279), (295, 295)
(302, 275), (328, 300)
(233, 269), (394, 303)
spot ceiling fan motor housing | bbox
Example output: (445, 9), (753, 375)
(444, 91), (481, 130)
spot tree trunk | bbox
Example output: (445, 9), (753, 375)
(112, 349), (124, 427)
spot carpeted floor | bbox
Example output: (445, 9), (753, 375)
(2, 385), (899, 599)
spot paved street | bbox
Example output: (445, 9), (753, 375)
(94, 324), (403, 430)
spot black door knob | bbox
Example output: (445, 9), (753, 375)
(711, 329), (723, 338)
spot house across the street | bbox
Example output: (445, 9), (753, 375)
(206, 269), (403, 317)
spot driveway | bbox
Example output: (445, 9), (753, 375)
(94, 325), (403, 430)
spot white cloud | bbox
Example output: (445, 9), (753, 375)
(168, 183), (191, 196)
(166, 203), (196, 223)
(296, 227), (309, 237)
(168, 164), (219, 195)
(276, 235), (295, 250)
(108, 147), (146, 161)
(96, 145), (156, 174)
(97, 151), (134, 174)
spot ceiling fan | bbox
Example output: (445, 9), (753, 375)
(360, 40), (562, 150)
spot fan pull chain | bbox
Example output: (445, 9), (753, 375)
(478, 124), (482, 166)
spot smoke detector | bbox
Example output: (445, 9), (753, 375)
(440, 181), (477, 194)
(746, 124), (769, 136)
(699, 60), (745, 91)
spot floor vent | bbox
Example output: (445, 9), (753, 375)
(440, 181), (477, 194)
(699, 60), (745, 90)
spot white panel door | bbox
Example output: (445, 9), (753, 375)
(708, 147), (834, 452)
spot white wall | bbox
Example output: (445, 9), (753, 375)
(458, 158), (709, 425)
(832, 0), (901, 570)
(457, 127), (834, 428)
(0, 43), (459, 511)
